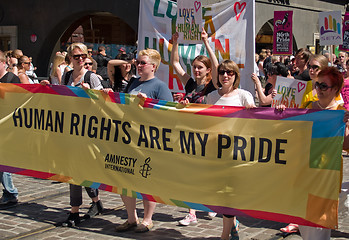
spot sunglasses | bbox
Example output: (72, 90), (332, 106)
(308, 65), (320, 70)
(84, 62), (93, 66)
(218, 70), (235, 76)
(72, 54), (87, 60)
(23, 62), (31, 65)
(136, 60), (151, 66)
(88, 51), (93, 53)
(315, 82), (332, 91)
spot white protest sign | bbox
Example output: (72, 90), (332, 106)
(138, 0), (255, 94)
(176, 0), (203, 44)
(319, 11), (343, 46)
(272, 76), (310, 108)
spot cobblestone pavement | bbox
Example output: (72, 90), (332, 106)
(1, 156), (349, 240)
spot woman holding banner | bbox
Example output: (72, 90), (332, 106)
(170, 28), (218, 226)
(277, 66), (349, 240)
(40, 43), (104, 227)
(206, 57), (255, 240)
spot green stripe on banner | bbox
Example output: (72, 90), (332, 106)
(309, 137), (343, 170)
(132, 190), (138, 198)
(122, 188), (127, 196)
(81, 180), (93, 187)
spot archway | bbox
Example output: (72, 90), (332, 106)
(38, 12), (138, 77)
(47, 13), (137, 73)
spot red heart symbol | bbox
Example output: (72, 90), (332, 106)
(297, 82), (306, 92)
(194, 1), (201, 12)
(234, 2), (246, 21)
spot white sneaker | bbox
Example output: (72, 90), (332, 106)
(178, 214), (198, 226)
(208, 212), (217, 219)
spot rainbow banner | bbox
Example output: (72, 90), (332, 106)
(0, 83), (345, 229)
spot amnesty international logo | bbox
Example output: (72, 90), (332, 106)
(139, 157), (152, 178)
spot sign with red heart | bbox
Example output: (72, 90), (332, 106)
(234, 2), (246, 21)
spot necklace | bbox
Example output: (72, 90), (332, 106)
(316, 101), (338, 110)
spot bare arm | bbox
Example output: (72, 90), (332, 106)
(56, 67), (62, 85)
(169, 32), (191, 85)
(202, 28), (219, 89)
(251, 73), (273, 106)
(19, 74), (30, 84)
(343, 113), (349, 150)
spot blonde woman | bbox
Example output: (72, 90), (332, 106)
(50, 54), (66, 85)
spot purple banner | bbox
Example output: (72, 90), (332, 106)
(339, 12), (349, 51)
(273, 11), (293, 55)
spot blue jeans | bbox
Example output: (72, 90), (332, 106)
(0, 172), (18, 199)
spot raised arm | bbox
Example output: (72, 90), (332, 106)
(251, 73), (273, 106)
(169, 32), (191, 85)
(202, 28), (219, 89)
(107, 59), (128, 87)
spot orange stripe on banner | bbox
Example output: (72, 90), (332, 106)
(48, 175), (72, 182)
(0, 83), (29, 98)
(152, 195), (166, 204)
(111, 186), (119, 193)
(305, 194), (338, 229)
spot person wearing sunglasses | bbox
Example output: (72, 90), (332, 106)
(62, 43), (102, 89)
(40, 43), (104, 227)
(84, 56), (103, 81)
(301, 54), (344, 109)
(277, 66), (349, 240)
(17, 55), (33, 84)
(115, 48), (172, 234)
(205, 59), (255, 240)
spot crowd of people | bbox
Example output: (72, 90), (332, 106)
(1, 33), (349, 239)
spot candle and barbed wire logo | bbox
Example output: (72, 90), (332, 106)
(139, 157), (152, 178)
(320, 14), (341, 35)
(275, 12), (290, 29)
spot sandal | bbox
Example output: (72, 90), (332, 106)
(230, 219), (239, 240)
(134, 222), (154, 233)
(115, 220), (139, 232)
(280, 223), (299, 233)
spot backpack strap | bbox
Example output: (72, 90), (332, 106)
(64, 70), (73, 85)
(84, 71), (92, 85)
(64, 70), (93, 86)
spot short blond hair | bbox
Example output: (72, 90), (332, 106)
(67, 43), (88, 57)
(138, 48), (161, 72)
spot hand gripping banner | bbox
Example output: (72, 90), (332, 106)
(0, 83), (345, 229)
